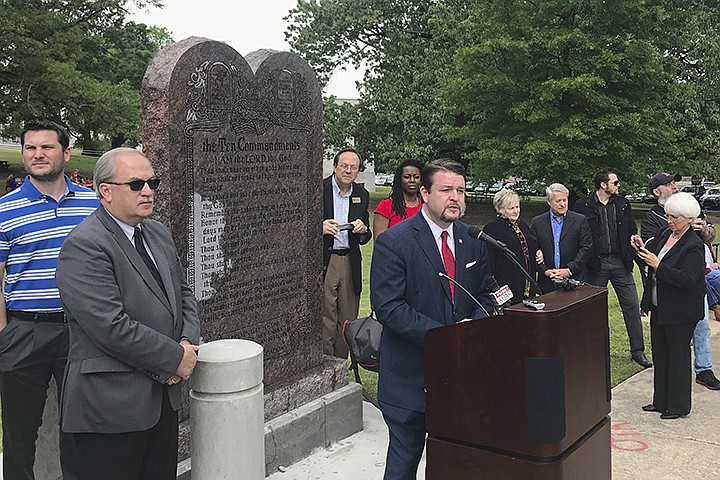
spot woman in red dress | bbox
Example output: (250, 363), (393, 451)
(373, 159), (423, 241)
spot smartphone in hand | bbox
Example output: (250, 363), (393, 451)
(633, 236), (645, 251)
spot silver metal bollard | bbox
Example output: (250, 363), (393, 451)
(190, 339), (264, 479)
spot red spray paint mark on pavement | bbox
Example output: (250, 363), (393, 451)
(611, 420), (649, 452)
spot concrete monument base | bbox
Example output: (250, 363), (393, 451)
(177, 382), (363, 478)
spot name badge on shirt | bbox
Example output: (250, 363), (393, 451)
(352, 196), (361, 203)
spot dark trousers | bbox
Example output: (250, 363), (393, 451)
(73, 387), (178, 480)
(587, 254), (645, 353)
(0, 319), (78, 480)
(649, 312), (697, 415)
(379, 400), (426, 480)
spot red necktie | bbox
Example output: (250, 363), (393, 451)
(441, 231), (455, 300)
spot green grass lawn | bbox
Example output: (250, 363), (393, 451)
(351, 194), (652, 397)
(0, 144), (99, 180)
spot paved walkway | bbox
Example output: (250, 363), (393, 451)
(269, 318), (720, 480)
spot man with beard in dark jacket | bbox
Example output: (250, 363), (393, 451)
(574, 169), (650, 368)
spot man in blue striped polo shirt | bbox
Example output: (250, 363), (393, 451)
(0, 119), (99, 480)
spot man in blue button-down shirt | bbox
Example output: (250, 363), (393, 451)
(531, 183), (593, 293)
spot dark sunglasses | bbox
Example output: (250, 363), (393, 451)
(610, 180), (620, 186)
(104, 178), (161, 191)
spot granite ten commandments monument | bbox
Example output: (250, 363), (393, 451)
(141, 37), (361, 473)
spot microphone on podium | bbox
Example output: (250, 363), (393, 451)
(552, 277), (585, 290)
(487, 275), (513, 314)
(438, 272), (492, 318)
(467, 226), (544, 296)
(467, 226), (511, 251)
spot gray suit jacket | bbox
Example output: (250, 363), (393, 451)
(56, 207), (200, 434)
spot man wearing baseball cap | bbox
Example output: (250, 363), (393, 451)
(641, 173), (720, 390)
(641, 173), (682, 240)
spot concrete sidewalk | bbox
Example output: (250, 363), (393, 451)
(268, 320), (720, 480)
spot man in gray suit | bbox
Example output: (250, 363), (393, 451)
(55, 148), (200, 480)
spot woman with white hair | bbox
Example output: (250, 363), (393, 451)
(483, 188), (541, 300)
(633, 192), (706, 419)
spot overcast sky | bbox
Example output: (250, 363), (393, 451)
(128, 0), (362, 98)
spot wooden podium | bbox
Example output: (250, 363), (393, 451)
(424, 286), (611, 479)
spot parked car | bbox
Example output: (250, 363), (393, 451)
(700, 188), (720, 210)
(680, 185), (706, 201)
(509, 180), (538, 196)
(623, 192), (645, 202)
(474, 182), (488, 193)
(488, 181), (505, 193)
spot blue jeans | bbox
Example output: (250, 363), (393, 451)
(694, 296), (713, 374)
(706, 269), (720, 307)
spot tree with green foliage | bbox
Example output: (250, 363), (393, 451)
(287, 0), (720, 191)
(286, 0), (458, 172)
(322, 96), (358, 158)
(657, 0), (720, 181)
(0, 0), (171, 149)
(438, 0), (687, 194)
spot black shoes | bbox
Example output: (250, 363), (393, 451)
(660, 413), (682, 420)
(632, 352), (653, 369)
(642, 404), (685, 419)
(696, 370), (720, 390)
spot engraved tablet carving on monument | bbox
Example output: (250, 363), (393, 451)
(277, 70), (294, 113)
(181, 57), (316, 377)
(186, 61), (246, 127)
(230, 67), (310, 135)
(207, 63), (232, 112)
(192, 194), (227, 301)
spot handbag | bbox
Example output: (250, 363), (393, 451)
(342, 310), (382, 383)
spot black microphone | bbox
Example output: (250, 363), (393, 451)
(438, 272), (492, 318)
(487, 275), (513, 313)
(467, 226), (510, 250)
(552, 278), (584, 290)
(467, 225), (544, 296)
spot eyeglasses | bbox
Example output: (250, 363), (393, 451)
(612, 180), (620, 186)
(104, 178), (161, 191)
(337, 163), (359, 172)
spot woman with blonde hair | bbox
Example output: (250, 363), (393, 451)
(482, 188), (541, 300)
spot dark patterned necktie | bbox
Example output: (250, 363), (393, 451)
(441, 230), (455, 300)
(134, 227), (165, 295)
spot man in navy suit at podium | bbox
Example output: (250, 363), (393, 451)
(370, 158), (494, 480)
